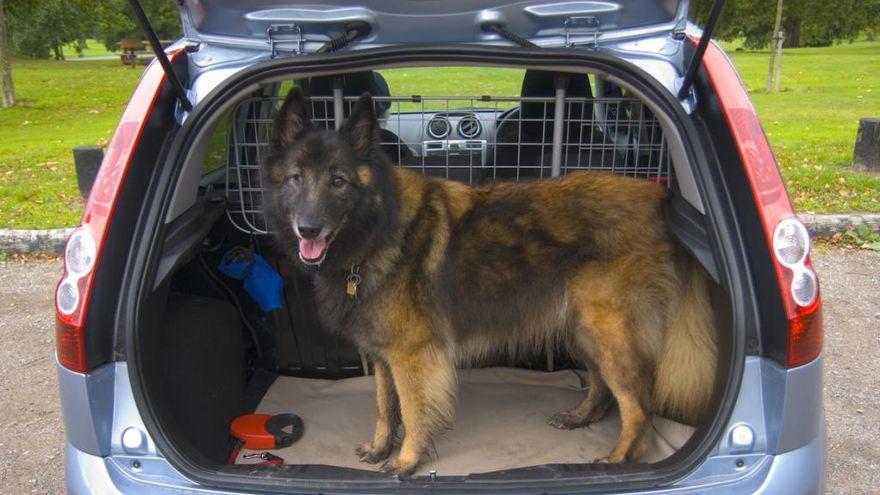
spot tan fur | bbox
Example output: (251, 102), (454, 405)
(355, 170), (718, 474)
(357, 166), (373, 186)
(653, 256), (718, 424)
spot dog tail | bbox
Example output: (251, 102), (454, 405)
(653, 254), (718, 425)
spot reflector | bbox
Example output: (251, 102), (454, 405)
(791, 268), (818, 307)
(773, 219), (808, 267)
(65, 228), (97, 276)
(56, 281), (78, 315)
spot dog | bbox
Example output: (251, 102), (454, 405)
(263, 87), (718, 476)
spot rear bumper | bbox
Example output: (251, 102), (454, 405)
(65, 428), (826, 495)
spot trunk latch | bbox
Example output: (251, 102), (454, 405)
(563, 16), (600, 49)
(267, 24), (304, 58)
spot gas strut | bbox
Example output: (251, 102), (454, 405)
(127, 0), (193, 111)
(316, 21), (373, 54)
(678, 0), (726, 99)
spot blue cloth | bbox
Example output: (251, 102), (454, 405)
(218, 251), (283, 312)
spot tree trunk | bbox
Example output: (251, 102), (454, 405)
(853, 118), (880, 172)
(766, 0), (784, 93)
(783, 16), (801, 48)
(0, 0), (15, 108)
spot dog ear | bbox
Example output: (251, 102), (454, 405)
(272, 86), (312, 148)
(341, 92), (378, 157)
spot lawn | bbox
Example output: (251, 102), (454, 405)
(63, 39), (118, 58)
(721, 39), (880, 213)
(0, 41), (878, 229)
(0, 59), (141, 228)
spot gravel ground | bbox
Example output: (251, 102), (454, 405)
(0, 249), (877, 494)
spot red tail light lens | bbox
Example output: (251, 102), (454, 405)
(698, 39), (823, 368)
(54, 53), (180, 373)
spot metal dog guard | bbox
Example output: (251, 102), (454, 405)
(225, 88), (672, 236)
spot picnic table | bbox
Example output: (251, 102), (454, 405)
(118, 39), (174, 67)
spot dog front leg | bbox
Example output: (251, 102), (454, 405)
(381, 344), (456, 477)
(356, 359), (399, 464)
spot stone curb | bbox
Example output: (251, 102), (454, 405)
(0, 214), (878, 255)
(0, 229), (75, 256)
(800, 213), (880, 239)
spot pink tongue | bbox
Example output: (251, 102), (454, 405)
(299, 237), (327, 260)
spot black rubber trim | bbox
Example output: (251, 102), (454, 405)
(122, 44), (754, 494)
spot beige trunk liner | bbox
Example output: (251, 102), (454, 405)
(236, 367), (694, 475)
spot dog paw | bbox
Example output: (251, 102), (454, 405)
(594, 453), (625, 464)
(355, 443), (391, 464)
(379, 457), (417, 478)
(547, 411), (589, 430)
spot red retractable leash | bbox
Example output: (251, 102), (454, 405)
(228, 413), (303, 466)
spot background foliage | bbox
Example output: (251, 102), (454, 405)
(692, 0), (880, 48)
(5, 0), (180, 59)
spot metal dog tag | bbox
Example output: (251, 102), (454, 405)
(346, 273), (361, 299)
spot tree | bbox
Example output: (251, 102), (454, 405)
(0, 0), (15, 108)
(0, 0), (13, 107)
(6, 0), (101, 59)
(692, 0), (880, 49)
(94, 0), (181, 51)
(765, 0), (784, 93)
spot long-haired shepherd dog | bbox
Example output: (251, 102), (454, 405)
(264, 88), (718, 476)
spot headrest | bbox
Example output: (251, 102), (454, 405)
(519, 70), (593, 120)
(303, 71), (391, 120)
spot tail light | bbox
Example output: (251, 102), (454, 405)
(55, 53), (180, 373)
(698, 39), (823, 368)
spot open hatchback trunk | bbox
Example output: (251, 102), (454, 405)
(110, 0), (761, 492)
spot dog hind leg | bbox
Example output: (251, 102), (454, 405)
(575, 307), (652, 463)
(548, 366), (612, 429)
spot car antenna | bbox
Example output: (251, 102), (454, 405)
(677, 0), (726, 100)
(126, 0), (193, 111)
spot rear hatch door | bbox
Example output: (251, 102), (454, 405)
(178, 0), (689, 54)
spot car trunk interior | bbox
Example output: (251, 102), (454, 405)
(131, 58), (735, 485)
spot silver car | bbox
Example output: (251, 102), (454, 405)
(57, 0), (825, 493)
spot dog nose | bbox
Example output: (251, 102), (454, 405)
(297, 225), (322, 239)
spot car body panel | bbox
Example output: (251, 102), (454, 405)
(61, 356), (826, 493)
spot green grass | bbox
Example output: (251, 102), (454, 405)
(725, 40), (880, 213)
(0, 59), (140, 228)
(63, 39), (118, 58)
(1, 41), (879, 228)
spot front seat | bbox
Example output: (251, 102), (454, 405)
(492, 70), (594, 180)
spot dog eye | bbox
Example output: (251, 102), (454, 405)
(287, 174), (303, 186)
(331, 176), (346, 188)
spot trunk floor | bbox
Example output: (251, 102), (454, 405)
(236, 367), (694, 475)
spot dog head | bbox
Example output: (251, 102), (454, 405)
(264, 87), (390, 267)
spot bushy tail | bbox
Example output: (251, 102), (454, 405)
(653, 255), (718, 425)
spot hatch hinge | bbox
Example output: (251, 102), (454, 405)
(267, 24), (304, 58)
(672, 0), (691, 39)
(564, 16), (601, 49)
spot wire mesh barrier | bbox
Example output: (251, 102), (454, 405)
(226, 94), (673, 235)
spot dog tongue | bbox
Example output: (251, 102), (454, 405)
(299, 237), (327, 261)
